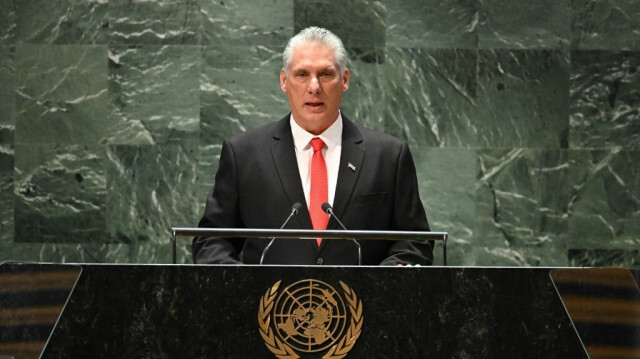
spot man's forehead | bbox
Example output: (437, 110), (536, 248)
(290, 61), (337, 71)
(290, 43), (334, 59)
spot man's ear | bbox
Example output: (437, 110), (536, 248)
(342, 68), (350, 92)
(280, 69), (287, 92)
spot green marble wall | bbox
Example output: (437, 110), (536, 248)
(0, 0), (638, 266)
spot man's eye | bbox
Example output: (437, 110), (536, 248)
(296, 72), (308, 77)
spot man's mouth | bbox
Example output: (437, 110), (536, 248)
(305, 102), (324, 108)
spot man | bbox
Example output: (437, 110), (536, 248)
(193, 27), (432, 265)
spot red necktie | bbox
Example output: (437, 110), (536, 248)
(309, 138), (328, 246)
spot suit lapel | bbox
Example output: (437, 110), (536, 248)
(270, 116), (313, 231)
(329, 115), (364, 230)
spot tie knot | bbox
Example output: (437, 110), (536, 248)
(310, 138), (325, 152)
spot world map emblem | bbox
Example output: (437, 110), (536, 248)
(258, 279), (363, 358)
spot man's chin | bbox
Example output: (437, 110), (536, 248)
(295, 114), (337, 134)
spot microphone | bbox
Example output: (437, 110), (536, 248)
(260, 202), (302, 264)
(322, 202), (361, 266)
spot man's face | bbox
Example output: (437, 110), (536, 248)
(280, 42), (349, 135)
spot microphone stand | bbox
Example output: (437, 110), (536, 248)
(322, 203), (361, 266)
(260, 203), (301, 264)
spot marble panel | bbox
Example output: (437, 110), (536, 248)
(568, 248), (640, 268)
(380, 48), (478, 147)
(0, 152), (12, 244)
(571, 0), (640, 50)
(339, 49), (386, 132)
(0, 47), (13, 147)
(474, 149), (569, 265)
(476, 49), (570, 148)
(0, 0), (15, 44)
(200, 0), (293, 46)
(569, 51), (640, 150)
(2, 0), (639, 269)
(107, 45), (200, 145)
(14, 45), (109, 145)
(412, 147), (476, 266)
(294, 0), (386, 50)
(200, 45), (288, 146)
(127, 242), (175, 264)
(478, 0), (570, 49)
(0, 242), (130, 263)
(567, 149), (640, 249)
(195, 143), (221, 220)
(385, 0), (477, 49)
(14, 0), (108, 44)
(173, 242), (194, 264)
(0, 46), (13, 126)
(13, 144), (106, 243)
(109, 0), (200, 45)
(0, 46), (13, 244)
(471, 245), (570, 267)
(105, 143), (200, 247)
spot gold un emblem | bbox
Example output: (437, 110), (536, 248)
(258, 279), (363, 358)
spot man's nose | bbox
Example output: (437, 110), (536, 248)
(308, 77), (321, 93)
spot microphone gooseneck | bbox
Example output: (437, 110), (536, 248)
(322, 202), (361, 266)
(260, 202), (302, 264)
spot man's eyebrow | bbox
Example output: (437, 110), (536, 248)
(289, 65), (337, 76)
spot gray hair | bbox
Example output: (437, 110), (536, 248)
(282, 26), (348, 77)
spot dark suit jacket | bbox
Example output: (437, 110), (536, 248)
(193, 114), (433, 265)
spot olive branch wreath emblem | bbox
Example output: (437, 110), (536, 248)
(258, 280), (363, 359)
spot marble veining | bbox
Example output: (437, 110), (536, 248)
(475, 149), (570, 265)
(105, 143), (200, 248)
(14, 0), (108, 44)
(386, 0), (477, 49)
(14, 144), (106, 243)
(567, 149), (640, 248)
(478, 0), (570, 49)
(476, 49), (570, 148)
(107, 44), (201, 145)
(200, 0), (293, 46)
(109, 0), (199, 45)
(571, 0), (640, 50)
(569, 50), (640, 150)
(15, 44), (109, 145)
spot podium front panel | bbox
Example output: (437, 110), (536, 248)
(27, 264), (590, 358)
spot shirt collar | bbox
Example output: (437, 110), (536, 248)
(290, 112), (343, 151)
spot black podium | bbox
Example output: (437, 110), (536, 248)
(4, 264), (639, 358)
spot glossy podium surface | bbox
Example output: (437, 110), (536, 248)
(2, 264), (637, 358)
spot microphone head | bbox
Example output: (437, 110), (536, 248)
(321, 202), (332, 214)
(291, 202), (303, 214)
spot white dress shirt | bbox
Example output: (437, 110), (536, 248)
(290, 113), (343, 209)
